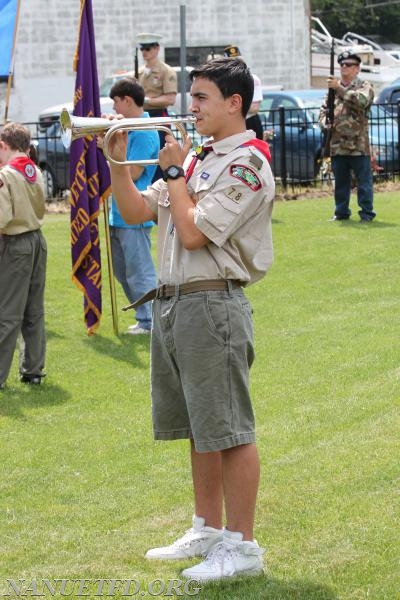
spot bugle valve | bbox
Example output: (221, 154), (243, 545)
(59, 108), (197, 166)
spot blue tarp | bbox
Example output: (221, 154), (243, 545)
(0, 0), (18, 77)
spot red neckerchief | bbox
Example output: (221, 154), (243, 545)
(8, 156), (37, 184)
(185, 138), (271, 182)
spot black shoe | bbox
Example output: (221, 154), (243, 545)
(360, 217), (373, 223)
(20, 374), (44, 385)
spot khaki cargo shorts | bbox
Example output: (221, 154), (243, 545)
(150, 288), (257, 453)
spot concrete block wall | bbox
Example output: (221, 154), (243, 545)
(0, 0), (311, 123)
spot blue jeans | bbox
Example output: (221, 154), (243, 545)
(110, 226), (156, 330)
(332, 155), (376, 221)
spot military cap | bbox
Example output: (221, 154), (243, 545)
(136, 32), (163, 46)
(223, 44), (241, 58)
(337, 51), (362, 65)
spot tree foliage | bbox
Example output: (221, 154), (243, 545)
(311, 0), (400, 43)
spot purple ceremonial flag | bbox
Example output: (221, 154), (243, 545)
(70, 0), (111, 335)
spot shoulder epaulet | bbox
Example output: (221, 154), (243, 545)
(239, 138), (271, 164)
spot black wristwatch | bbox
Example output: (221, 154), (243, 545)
(162, 165), (185, 182)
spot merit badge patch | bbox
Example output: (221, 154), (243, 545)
(230, 164), (262, 191)
(200, 171), (210, 180)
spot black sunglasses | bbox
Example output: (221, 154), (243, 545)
(140, 44), (157, 51)
(340, 62), (359, 67)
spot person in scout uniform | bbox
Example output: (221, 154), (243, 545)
(107, 56), (274, 581)
(0, 122), (47, 390)
(319, 51), (376, 222)
(136, 32), (177, 181)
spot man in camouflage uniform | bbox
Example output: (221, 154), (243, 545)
(319, 51), (376, 222)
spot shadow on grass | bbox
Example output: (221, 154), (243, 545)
(84, 331), (150, 368)
(331, 219), (398, 229)
(45, 328), (65, 340)
(198, 575), (337, 599)
(0, 383), (70, 419)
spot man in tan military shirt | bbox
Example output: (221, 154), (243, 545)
(0, 122), (47, 389)
(136, 32), (178, 182)
(108, 57), (274, 581)
(136, 32), (177, 118)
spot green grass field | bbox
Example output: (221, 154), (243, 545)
(0, 191), (399, 599)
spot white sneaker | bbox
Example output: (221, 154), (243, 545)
(125, 324), (151, 335)
(181, 530), (265, 581)
(145, 516), (223, 560)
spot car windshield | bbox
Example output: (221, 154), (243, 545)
(300, 98), (324, 120)
(38, 122), (60, 138)
(99, 74), (129, 97)
(370, 102), (397, 124)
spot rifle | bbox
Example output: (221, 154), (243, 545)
(134, 47), (139, 79)
(322, 38), (335, 165)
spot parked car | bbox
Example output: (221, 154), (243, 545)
(259, 88), (399, 181)
(260, 89), (326, 181)
(36, 122), (69, 197)
(368, 102), (399, 173)
(376, 79), (400, 115)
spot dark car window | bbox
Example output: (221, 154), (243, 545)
(271, 97), (298, 112)
(270, 97), (306, 126)
(260, 97), (274, 112)
(390, 90), (400, 104)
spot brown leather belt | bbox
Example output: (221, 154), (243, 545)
(122, 279), (242, 311)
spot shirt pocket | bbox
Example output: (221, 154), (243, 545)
(198, 190), (241, 233)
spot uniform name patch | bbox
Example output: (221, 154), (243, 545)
(230, 164), (262, 191)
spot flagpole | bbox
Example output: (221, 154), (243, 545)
(3, 0), (22, 123)
(103, 196), (119, 336)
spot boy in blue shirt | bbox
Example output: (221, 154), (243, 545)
(107, 77), (159, 334)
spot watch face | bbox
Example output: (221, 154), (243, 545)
(163, 165), (184, 182)
(168, 166), (180, 178)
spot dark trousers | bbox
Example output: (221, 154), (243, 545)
(332, 155), (376, 221)
(0, 230), (47, 384)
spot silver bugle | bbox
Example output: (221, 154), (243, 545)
(59, 108), (197, 166)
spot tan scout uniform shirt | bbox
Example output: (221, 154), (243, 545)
(142, 131), (275, 286)
(138, 59), (178, 99)
(0, 161), (45, 235)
